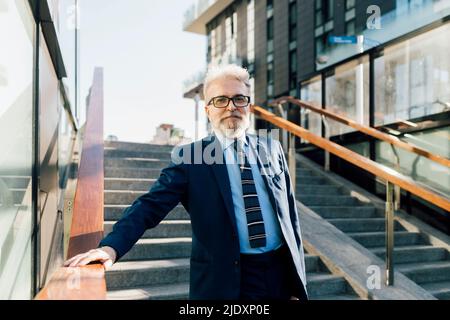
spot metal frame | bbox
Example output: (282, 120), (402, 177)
(31, 10), (40, 298)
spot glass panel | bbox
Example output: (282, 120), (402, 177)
(376, 139), (449, 196)
(325, 56), (370, 137)
(0, 0), (35, 299)
(58, 107), (76, 192)
(300, 76), (322, 142)
(402, 126), (450, 159)
(374, 23), (450, 126)
(58, 0), (79, 123)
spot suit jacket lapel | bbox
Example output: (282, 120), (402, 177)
(205, 136), (239, 235)
(248, 135), (279, 216)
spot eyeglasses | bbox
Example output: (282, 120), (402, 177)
(207, 95), (251, 108)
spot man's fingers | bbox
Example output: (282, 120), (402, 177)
(68, 254), (89, 268)
(64, 249), (114, 268)
(64, 253), (86, 267)
(77, 252), (105, 267)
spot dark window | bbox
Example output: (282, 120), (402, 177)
(267, 17), (274, 40)
(345, 20), (355, 35)
(289, 1), (297, 43)
(289, 50), (297, 74)
(289, 49), (297, 90)
(315, 0), (334, 27)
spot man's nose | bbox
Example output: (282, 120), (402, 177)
(225, 102), (237, 112)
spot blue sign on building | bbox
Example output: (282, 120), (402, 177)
(328, 35), (358, 44)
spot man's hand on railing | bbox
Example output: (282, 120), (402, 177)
(63, 246), (117, 270)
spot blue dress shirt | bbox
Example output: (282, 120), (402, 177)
(215, 132), (283, 254)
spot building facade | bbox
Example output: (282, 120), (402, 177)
(0, 0), (83, 299)
(183, 0), (450, 231)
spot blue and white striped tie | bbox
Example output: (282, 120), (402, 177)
(234, 139), (267, 248)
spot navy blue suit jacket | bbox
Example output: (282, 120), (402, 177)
(99, 134), (309, 300)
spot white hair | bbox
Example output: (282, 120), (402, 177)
(203, 64), (251, 99)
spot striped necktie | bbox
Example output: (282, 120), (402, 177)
(234, 139), (267, 248)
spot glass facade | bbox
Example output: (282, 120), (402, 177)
(0, 0), (35, 299)
(374, 23), (450, 126)
(325, 56), (370, 137)
(299, 19), (450, 201)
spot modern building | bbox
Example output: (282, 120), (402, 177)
(183, 0), (450, 231)
(0, 0), (85, 299)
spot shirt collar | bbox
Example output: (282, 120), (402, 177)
(213, 129), (248, 151)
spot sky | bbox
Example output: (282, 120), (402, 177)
(79, 0), (208, 143)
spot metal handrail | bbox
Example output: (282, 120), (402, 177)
(252, 105), (450, 286)
(270, 96), (450, 168)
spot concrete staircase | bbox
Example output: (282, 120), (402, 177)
(102, 140), (361, 300)
(295, 157), (450, 300)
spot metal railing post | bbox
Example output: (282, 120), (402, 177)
(386, 181), (395, 286)
(288, 132), (296, 195)
(390, 144), (401, 210)
(321, 115), (330, 171)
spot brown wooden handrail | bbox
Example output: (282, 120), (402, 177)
(270, 96), (450, 168)
(252, 105), (450, 212)
(35, 68), (106, 300)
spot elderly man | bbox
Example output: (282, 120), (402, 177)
(64, 64), (308, 300)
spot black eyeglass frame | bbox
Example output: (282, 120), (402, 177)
(207, 95), (251, 108)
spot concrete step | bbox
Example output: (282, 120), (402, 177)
(308, 206), (378, 219)
(296, 177), (330, 185)
(120, 238), (192, 261)
(104, 177), (156, 190)
(370, 245), (448, 264)
(105, 141), (175, 153)
(304, 254), (320, 273)
(295, 169), (316, 176)
(107, 282), (189, 300)
(104, 205), (189, 221)
(326, 218), (404, 233)
(306, 273), (349, 297)
(296, 185), (346, 195)
(421, 281), (450, 300)
(104, 190), (146, 205)
(104, 149), (172, 160)
(311, 294), (360, 300)
(397, 261), (450, 284)
(347, 231), (425, 248)
(104, 157), (171, 169)
(104, 167), (162, 179)
(104, 220), (192, 238)
(298, 195), (359, 206)
(0, 176), (31, 189)
(105, 258), (190, 289)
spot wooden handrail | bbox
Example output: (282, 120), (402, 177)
(252, 105), (450, 212)
(35, 68), (106, 300)
(270, 96), (450, 168)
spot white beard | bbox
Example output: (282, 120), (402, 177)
(214, 116), (250, 139)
